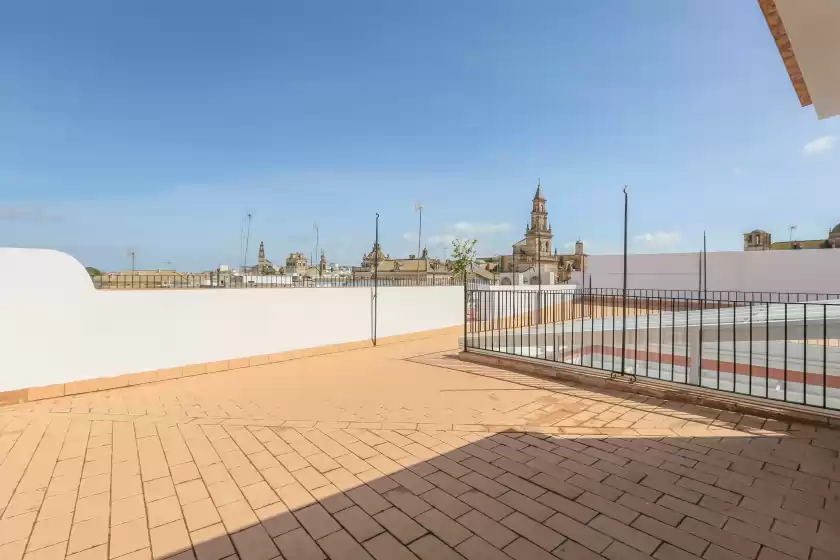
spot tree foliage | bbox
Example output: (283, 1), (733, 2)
(85, 266), (102, 277)
(450, 238), (477, 281)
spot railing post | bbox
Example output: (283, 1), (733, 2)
(688, 326), (701, 386)
(463, 278), (469, 352)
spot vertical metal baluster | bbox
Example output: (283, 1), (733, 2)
(611, 294), (615, 371)
(732, 300), (737, 393)
(699, 298), (704, 387)
(823, 304), (827, 409)
(505, 289), (510, 355)
(658, 296), (662, 379)
(553, 292), (557, 362)
(600, 292), (605, 370)
(784, 303), (788, 402)
(684, 298), (689, 385)
(571, 294), (576, 365)
(803, 303), (808, 404)
(671, 296), (676, 381)
(766, 302), (770, 399)
(562, 293), (567, 364)
(645, 295), (650, 378)
(519, 292), (525, 356)
(716, 303), (721, 390)
(749, 300), (753, 396)
(544, 291), (548, 361)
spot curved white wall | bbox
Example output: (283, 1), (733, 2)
(0, 249), (463, 392)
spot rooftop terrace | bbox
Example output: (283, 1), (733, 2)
(2, 330), (839, 560)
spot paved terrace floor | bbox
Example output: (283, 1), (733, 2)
(1, 330), (839, 560)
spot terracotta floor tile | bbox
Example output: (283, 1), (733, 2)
(240, 482), (278, 510)
(273, 528), (325, 560)
(333, 506), (385, 543)
(147, 495), (184, 529)
(65, 544), (108, 560)
(21, 541), (66, 560)
(144, 478), (176, 503)
(37, 491), (77, 522)
(110, 548), (151, 560)
(0, 540), (27, 560)
(149, 519), (191, 560)
(294, 504), (341, 540)
(67, 516), (109, 555)
(112, 474), (143, 502)
(254, 501), (300, 538)
(75, 492), (111, 523)
(176, 480), (210, 506)
(363, 532), (418, 560)
(316, 530), (373, 560)
(26, 513), (73, 552)
(170, 463), (201, 485)
(373, 507), (427, 544)
(110, 518), (151, 559)
(78, 474), (110, 500)
(111, 495), (147, 527)
(229, 524), (279, 560)
(190, 523), (234, 560)
(4, 490), (45, 518)
(182, 498), (221, 533)
(217, 501), (258, 534)
(0, 513), (37, 547)
(207, 481), (244, 508)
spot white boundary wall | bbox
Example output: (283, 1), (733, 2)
(0, 249), (463, 392)
(571, 250), (840, 294)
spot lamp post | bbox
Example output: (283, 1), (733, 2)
(373, 214), (379, 346)
(415, 202), (423, 281)
(620, 187), (628, 375)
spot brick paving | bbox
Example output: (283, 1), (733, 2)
(1, 330), (839, 560)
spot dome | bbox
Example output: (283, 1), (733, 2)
(831, 223), (840, 235)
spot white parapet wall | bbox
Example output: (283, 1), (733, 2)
(571, 250), (840, 295)
(0, 248), (464, 393)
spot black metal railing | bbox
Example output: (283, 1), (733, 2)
(92, 274), (497, 289)
(580, 287), (840, 304)
(464, 287), (840, 411)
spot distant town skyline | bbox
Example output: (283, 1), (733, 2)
(2, 1), (839, 271)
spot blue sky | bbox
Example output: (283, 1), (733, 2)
(1, 0), (838, 271)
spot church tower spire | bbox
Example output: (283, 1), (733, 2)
(526, 181), (552, 257)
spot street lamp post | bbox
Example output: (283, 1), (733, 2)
(620, 187), (628, 375)
(415, 202), (423, 281)
(373, 214), (379, 346)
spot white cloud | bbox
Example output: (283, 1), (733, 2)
(452, 222), (511, 234)
(402, 232), (416, 240)
(803, 135), (836, 156)
(0, 207), (55, 222)
(564, 239), (588, 249)
(633, 231), (681, 248)
(427, 234), (456, 246)
(422, 222), (511, 249)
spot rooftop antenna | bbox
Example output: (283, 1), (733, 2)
(313, 223), (320, 271)
(243, 213), (253, 272)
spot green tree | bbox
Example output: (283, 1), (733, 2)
(85, 266), (102, 277)
(450, 238), (477, 282)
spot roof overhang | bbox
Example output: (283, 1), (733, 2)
(758, 0), (840, 119)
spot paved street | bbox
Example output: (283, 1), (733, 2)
(1, 330), (839, 560)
